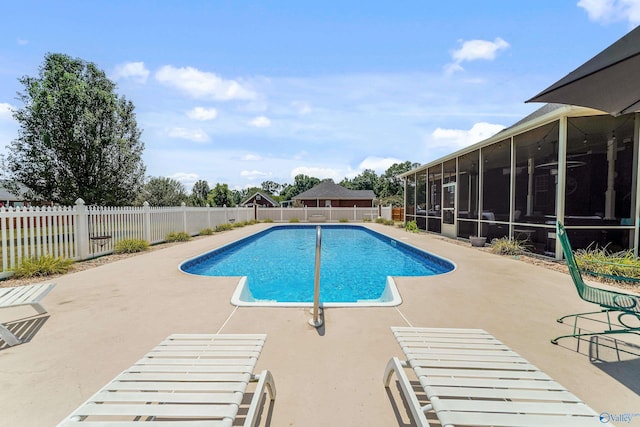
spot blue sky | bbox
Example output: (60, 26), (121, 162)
(1, 1), (639, 192)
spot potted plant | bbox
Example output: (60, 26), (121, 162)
(469, 235), (487, 247)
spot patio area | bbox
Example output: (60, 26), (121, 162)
(1, 223), (639, 426)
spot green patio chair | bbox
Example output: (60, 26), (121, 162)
(552, 221), (640, 345)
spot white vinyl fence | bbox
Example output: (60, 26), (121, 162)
(256, 206), (390, 223)
(0, 200), (392, 278)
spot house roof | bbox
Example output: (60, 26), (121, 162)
(241, 191), (279, 206)
(293, 181), (376, 200)
(0, 181), (27, 201)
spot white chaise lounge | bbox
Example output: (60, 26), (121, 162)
(0, 282), (55, 346)
(384, 327), (607, 427)
(57, 333), (276, 426)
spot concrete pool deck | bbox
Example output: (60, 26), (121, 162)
(1, 223), (639, 426)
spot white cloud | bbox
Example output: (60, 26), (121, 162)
(111, 61), (150, 83)
(249, 116), (271, 128)
(0, 103), (13, 119)
(357, 156), (403, 173)
(240, 170), (269, 178)
(241, 153), (262, 161)
(291, 100), (312, 115)
(17, 38), (28, 46)
(186, 107), (218, 121)
(155, 65), (256, 100)
(290, 166), (342, 181)
(167, 127), (210, 142)
(431, 122), (506, 149)
(169, 172), (200, 189)
(445, 37), (510, 74)
(578, 0), (640, 25)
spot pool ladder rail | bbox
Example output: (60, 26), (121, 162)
(309, 225), (324, 328)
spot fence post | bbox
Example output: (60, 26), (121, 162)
(354, 205), (357, 221)
(75, 198), (90, 260)
(181, 202), (187, 233)
(207, 204), (211, 229)
(143, 202), (151, 243)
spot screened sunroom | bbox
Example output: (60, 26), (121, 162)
(401, 104), (640, 259)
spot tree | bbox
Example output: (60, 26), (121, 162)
(379, 161), (420, 199)
(260, 180), (282, 195)
(350, 169), (380, 193)
(280, 174), (320, 201)
(7, 53), (145, 205)
(208, 183), (233, 207)
(190, 179), (210, 206)
(135, 177), (187, 206)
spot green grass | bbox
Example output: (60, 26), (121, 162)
(114, 238), (149, 254)
(165, 231), (191, 242)
(575, 247), (640, 282)
(12, 255), (74, 278)
(215, 223), (234, 232)
(490, 237), (530, 256)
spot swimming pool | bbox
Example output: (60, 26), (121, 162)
(180, 225), (455, 307)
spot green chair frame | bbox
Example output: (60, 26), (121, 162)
(553, 221), (640, 345)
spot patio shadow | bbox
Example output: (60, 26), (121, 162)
(0, 315), (49, 350)
(556, 330), (640, 395)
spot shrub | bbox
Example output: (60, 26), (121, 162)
(490, 237), (529, 256)
(363, 217), (372, 222)
(13, 255), (73, 278)
(200, 228), (214, 235)
(215, 223), (234, 232)
(248, 219), (259, 225)
(166, 231), (191, 242)
(114, 238), (149, 253)
(232, 221), (247, 228)
(385, 219), (396, 226)
(289, 218), (300, 223)
(262, 218), (274, 223)
(375, 217), (386, 224)
(339, 218), (349, 223)
(405, 220), (419, 233)
(575, 247), (640, 282)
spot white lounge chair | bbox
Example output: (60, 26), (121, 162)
(384, 327), (607, 426)
(0, 282), (55, 346)
(57, 333), (276, 426)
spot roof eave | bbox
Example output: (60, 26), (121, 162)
(398, 104), (604, 178)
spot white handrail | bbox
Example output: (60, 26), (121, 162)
(309, 225), (323, 327)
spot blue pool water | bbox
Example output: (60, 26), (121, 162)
(180, 225), (454, 305)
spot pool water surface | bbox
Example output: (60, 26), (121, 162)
(180, 225), (454, 306)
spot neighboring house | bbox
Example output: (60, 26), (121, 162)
(0, 182), (29, 207)
(293, 181), (376, 207)
(241, 191), (279, 208)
